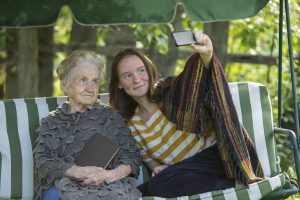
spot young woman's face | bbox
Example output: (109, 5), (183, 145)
(117, 55), (150, 98)
(62, 63), (100, 112)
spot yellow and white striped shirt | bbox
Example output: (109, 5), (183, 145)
(129, 108), (216, 165)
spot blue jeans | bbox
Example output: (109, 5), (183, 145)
(41, 185), (61, 200)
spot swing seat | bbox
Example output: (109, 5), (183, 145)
(0, 82), (299, 200)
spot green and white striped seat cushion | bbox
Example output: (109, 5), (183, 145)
(229, 82), (277, 177)
(0, 82), (288, 199)
(141, 173), (286, 200)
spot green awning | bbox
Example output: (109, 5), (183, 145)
(0, 0), (270, 27)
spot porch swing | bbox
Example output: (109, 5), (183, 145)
(0, 0), (299, 199)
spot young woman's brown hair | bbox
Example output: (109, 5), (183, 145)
(109, 48), (159, 120)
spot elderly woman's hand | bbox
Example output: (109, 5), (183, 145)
(191, 32), (213, 68)
(83, 164), (132, 186)
(83, 169), (109, 186)
(65, 165), (103, 181)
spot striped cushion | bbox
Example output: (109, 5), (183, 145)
(229, 82), (277, 177)
(141, 173), (286, 200)
(0, 97), (67, 199)
(0, 82), (287, 199)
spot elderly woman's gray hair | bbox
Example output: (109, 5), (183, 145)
(57, 50), (103, 85)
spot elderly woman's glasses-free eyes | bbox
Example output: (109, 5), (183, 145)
(75, 78), (100, 87)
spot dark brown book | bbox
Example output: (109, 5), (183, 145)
(76, 134), (120, 169)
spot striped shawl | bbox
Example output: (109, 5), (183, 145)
(153, 53), (264, 184)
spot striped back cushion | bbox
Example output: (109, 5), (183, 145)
(0, 82), (277, 199)
(229, 82), (277, 177)
(0, 95), (107, 199)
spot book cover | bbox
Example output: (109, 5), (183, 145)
(76, 134), (120, 169)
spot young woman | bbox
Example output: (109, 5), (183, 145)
(109, 32), (264, 198)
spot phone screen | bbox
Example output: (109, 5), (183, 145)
(171, 31), (196, 46)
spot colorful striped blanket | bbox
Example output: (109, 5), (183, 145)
(153, 53), (264, 184)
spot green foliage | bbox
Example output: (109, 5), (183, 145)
(227, 1), (300, 129)
(227, 1), (300, 184)
(181, 13), (203, 31)
(133, 23), (172, 54)
(54, 6), (72, 44)
(229, 1), (280, 55)
(174, 59), (186, 76)
(97, 27), (108, 46)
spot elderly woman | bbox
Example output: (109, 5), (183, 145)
(34, 50), (141, 200)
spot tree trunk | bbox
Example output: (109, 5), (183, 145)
(69, 20), (97, 52)
(0, 28), (5, 99)
(147, 4), (184, 78)
(38, 26), (54, 97)
(0, 87), (3, 100)
(68, 20), (98, 92)
(0, 67), (4, 99)
(204, 21), (230, 68)
(17, 28), (39, 98)
(105, 25), (136, 91)
(5, 28), (18, 99)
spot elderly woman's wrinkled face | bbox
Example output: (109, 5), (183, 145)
(63, 62), (100, 113)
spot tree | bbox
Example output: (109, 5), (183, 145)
(5, 28), (18, 99)
(105, 25), (136, 91)
(204, 21), (230, 68)
(17, 28), (39, 98)
(38, 26), (54, 97)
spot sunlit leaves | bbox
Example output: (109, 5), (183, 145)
(54, 6), (72, 44)
(135, 24), (172, 54)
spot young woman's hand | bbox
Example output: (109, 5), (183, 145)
(152, 164), (169, 177)
(191, 32), (213, 68)
(247, 176), (264, 184)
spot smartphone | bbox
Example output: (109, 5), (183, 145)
(171, 30), (196, 46)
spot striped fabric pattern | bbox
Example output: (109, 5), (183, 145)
(129, 109), (216, 164)
(0, 97), (67, 199)
(139, 173), (286, 200)
(154, 54), (264, 182)
(229, 82), (276, 177)
(0, 83), (285, 199)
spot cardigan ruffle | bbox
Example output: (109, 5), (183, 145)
(34, 100), (141, 199)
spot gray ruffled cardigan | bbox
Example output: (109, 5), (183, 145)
(34, 100), (142, 200)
